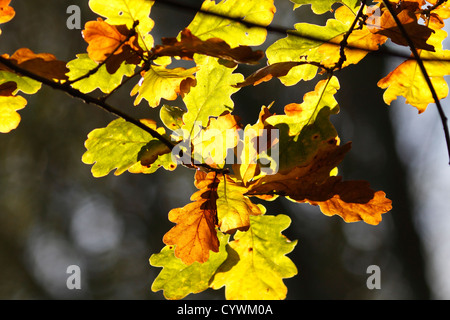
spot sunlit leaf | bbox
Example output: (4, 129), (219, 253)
(211, 214), (297, 300)
(66, 53), (136, 94)
(186, 0), (275, 47)
(150, 231), (229, 300)
(163, 171), (220, 265)
(0, 94), (27, 133)
(131, 64), (197, 107)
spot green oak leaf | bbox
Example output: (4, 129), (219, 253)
(66, 54), (136, 94)
(186, 0), (275, 47)
(82, 118), (173, 177)
(266, 76), (340, 172)
(211, 214), (298, 300)
(265, 19), (348, 86)
(150, 231), (229, 300)
(0, 71), (41, 95)
(182, 54), (243, 134)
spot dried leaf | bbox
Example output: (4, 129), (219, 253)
(163, 171), (220, 265)
(153, 28), (264, 65)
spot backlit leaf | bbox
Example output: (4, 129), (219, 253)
(247, 142), (392, 225)
(153, 28), (264, 65)
(0, 94), (27, 133)
(377, 28), (450, 112)
(290, 0), (360, 14)
(0, 0), (15, 34)
(182, 54), (243, 133)
(186, 0), (276, 47)
(216, 175), (263, 234)
(150, 231), (229, 300)
(88, 0), (155, 50)
(66, 53), (136, 94)
(82, 118), (172, 177)
(211, 214), (297, 300)
(131, 64), (197, 107)
(163, 171), (220, 265)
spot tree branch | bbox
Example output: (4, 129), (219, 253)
(0, 55), (175, 151)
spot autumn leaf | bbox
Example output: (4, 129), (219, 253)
(191, 112), (241, 166)
(0, 0), (14, 34)
(163, 171), (220, 265)
(186, 0), (276, 47)
(182, 54), (243, 134)
(378, 28), (450, 112)
(82, 118), (174, 177)
(232, 104), (276, 185)
(247, 142), (392, 225)
(216, 175), (263, 234)
(153, 28), (264, 65)
(211, 214), (298, 300)
(82, 18), (142, 72)
(368, 2), (435, 51)
(150, 231), (229, 300)
(1, 48), (68, 81)
(131, 64), (197, 108)
(88, 0), (155, 51)
(66, 53), (136, 94)
(160, 104), (186, 131)
(0, 93), (27, 133)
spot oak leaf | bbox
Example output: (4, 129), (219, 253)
(211, 214), (297, 300)
(153, 28), (264, 65)
(247, 142), (392, 225)
(377, 28), (450, 112)
(216, 175), (263, 234)
(0, 0), (14, 33)
(0, 92), (27, 133)
(163, 171), (220, 265)
(368, 2), (435, 51)
(0, 48), (68, 81)
(131, 65), (197, 107)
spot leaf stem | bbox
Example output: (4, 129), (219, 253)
(382, 0), (450, 164)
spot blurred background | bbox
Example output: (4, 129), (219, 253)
(0, 0), (449, 299)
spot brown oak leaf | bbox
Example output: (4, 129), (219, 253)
(163, 171), (220, 265)
(247, 141), (392, 225)
(153, 28), (264, 65)
(0, 48), (68, 81)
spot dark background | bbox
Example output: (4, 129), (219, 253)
(0, 0), (449, 300)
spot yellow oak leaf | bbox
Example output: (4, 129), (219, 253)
(378, 28), (450, 112)
(131, 65), (197, 107)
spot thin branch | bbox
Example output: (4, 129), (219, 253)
(334, 0), (367, 71)
(0, 55), (175, 151)
(382, 0), (450, 164)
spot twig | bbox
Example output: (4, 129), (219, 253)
(0, 55), (175, 151)
(382, 0), (450, 164)
(334, 0), (367, 71)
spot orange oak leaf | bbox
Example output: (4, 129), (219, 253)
(82, 18), (142, 72)
(0, 0), (14, 27)
(368, 1), (435, 51)
(163, 171), (220, 265)
(153, 28), (264, 65)
(246, 141), (392, 225)
(0, 48), (68, 81)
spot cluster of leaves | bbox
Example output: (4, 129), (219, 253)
(0, 0), (449, 299)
